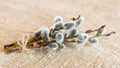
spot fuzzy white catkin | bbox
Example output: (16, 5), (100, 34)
(76, 33), (89, 46)
(52, 30), (65, 38)
(89, 37), (99, 44)
(76, 39), (86, 46)
(54, 16), (63, 23)
(41, 27), (50, 37)
(54, 21), (63, 29)
(75, 16), (84, 27)
(58, 44), (66, 51)
(78, 33), (89, 41)
(63, 21), (75, 30)
(48, 43), (59, 50)
(97, 28), (106, 36)
(68, 28), (78, 37)
(34, 26), (50, 37)
(55, 32), (64, 43)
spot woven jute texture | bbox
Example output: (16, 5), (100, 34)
(0, 0), (120, 68)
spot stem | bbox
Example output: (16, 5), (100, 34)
(91, 31), (116, 38)
(85, 25), (106, 33)
(4, 42), (22, 54)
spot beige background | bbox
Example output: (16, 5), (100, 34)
(0, 0), (120, 68)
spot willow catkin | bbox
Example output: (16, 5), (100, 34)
(48, 43), (59, 50)
(54, 15), (63, 23)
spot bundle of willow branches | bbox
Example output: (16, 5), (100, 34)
(4, 15), (116, 54)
